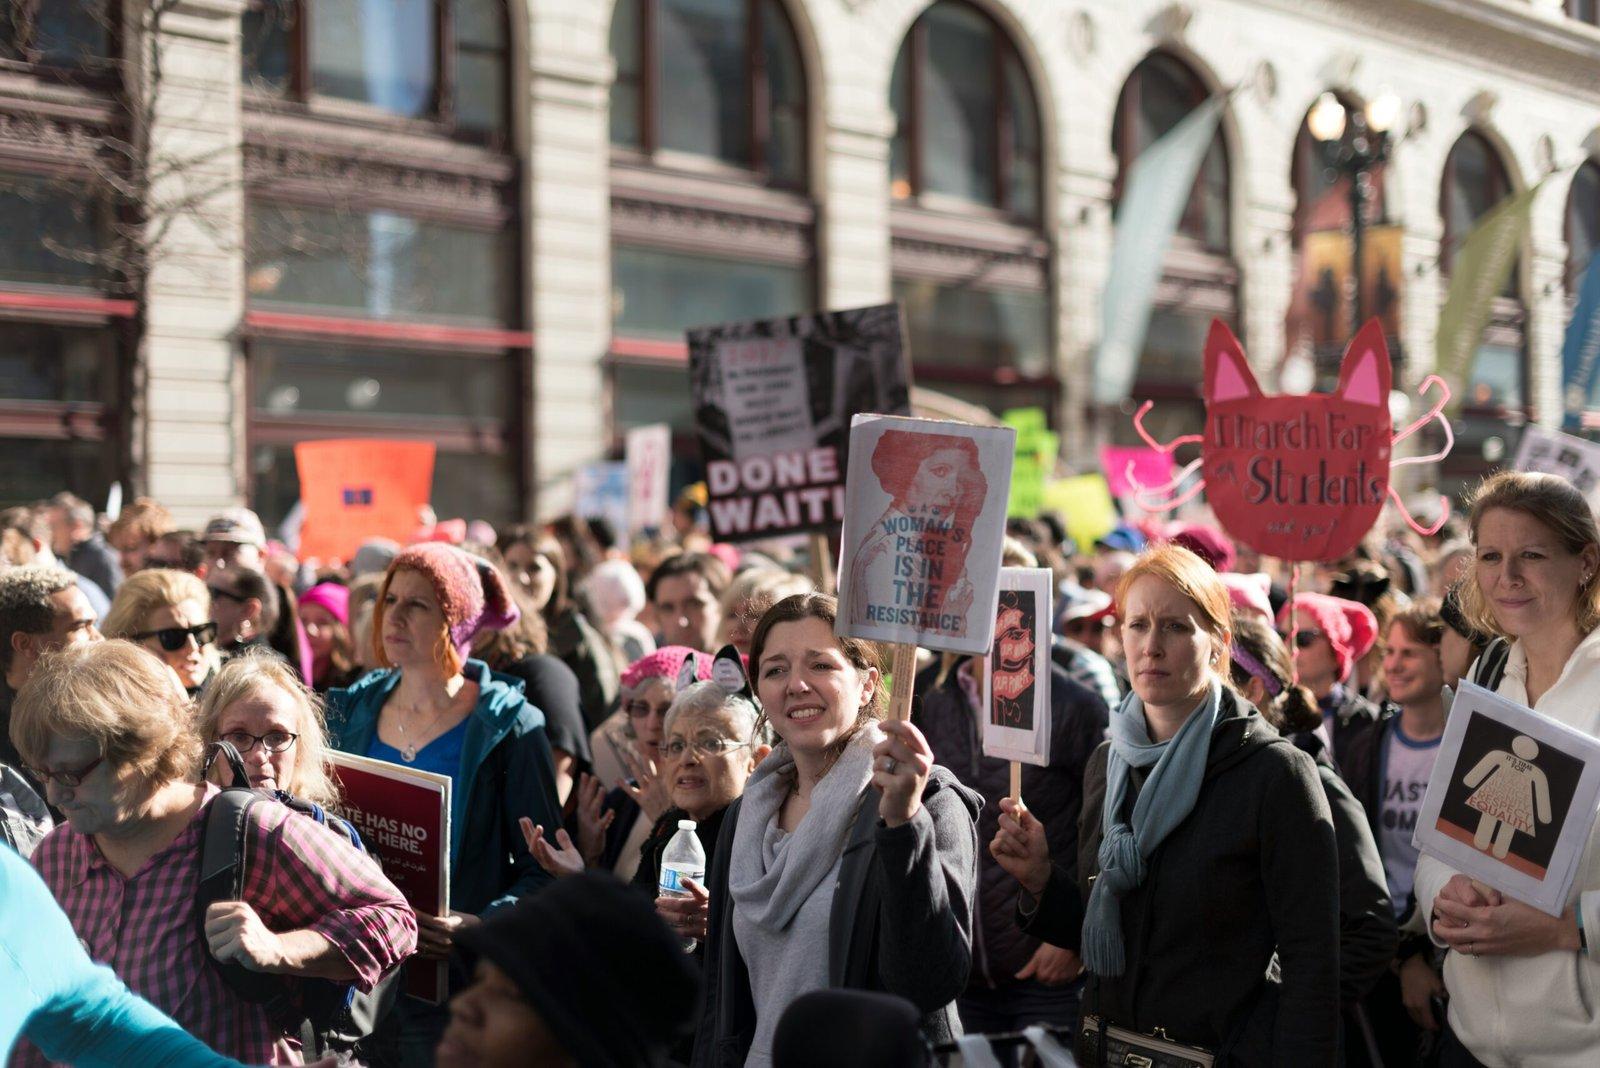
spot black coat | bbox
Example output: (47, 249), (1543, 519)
(1323, 686), (1382, 772)
(1019, 690), (1340, 1065)
(691, 766), (981, 1067)
(912, 658), (1108, 985)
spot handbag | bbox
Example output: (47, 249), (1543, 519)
(1078, 1013), (1215, 1068)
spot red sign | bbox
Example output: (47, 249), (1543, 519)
(329, 752), (451, 1004)
(1201, 319), (1392, 562)
(1098, 445), (1173, 499)
(295, 440), (436, 563)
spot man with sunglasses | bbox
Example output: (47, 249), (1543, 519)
(0, 567), (101, 798)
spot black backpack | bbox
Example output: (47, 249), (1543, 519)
(1472, 637), (1511, 691)
(196, 741), (400, 1058)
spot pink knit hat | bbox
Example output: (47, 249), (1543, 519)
(389, 543), (520, 655)
(1277, 592), (1378, 682)
(1221, 573), (1273, 625)
(298, 582), (351, 626)
(620, 646), (713, 694)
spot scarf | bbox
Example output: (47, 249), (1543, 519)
(1081, 679), (1221, 976)
(728, 723), (884, 932)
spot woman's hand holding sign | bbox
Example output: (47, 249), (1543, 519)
(873, 720), (933, 828)
(416, 910), (479, 961)
(1431, 874), (1582, 957)
(990, 796), (1051, 898)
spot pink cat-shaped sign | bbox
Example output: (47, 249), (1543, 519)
(1125, 319), (1451, 562)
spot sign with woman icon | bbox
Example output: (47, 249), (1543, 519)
(835, 414), (1015, 655)
(1415, 680), (1600, 916)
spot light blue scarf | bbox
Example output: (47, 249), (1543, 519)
(1081, 679), (1221, 976)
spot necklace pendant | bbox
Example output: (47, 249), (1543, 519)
(401, 744), (417, 763)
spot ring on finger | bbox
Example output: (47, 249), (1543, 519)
(880, 756), (897, 774)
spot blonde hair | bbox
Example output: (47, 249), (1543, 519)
(12, 640), (202, 785)
(1463, 471), (1600, 637)
(1115, 543), (1235, 680)
(195, 649), (341, 808)
(103, 568), (209, 640)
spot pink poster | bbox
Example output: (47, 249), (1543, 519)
(1099, 445), (1173, 499)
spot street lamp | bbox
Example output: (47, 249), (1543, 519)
(1308, 90), (1402, 330)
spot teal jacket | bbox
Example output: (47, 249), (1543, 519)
(327, 659), (561, 915)
(0, 844), (245, 1066)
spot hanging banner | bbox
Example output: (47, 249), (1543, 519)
(1094, 93), (1229, 406)
(1200, 318), (1392, 562)
(328, 752), (451, 1003)
(982, 567), (1053, 767)
(686, 303), (912, 542)
(1098, 445), (1173, 500)
(1437, 183), (1542, 407)
(1513, 423), (1600, 505)
(1561, 254), (1600, 428)
(294, 440), (436, 563)
(836, 415), (1015, 655)
(625, 423), (672, 533)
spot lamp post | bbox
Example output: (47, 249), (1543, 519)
(1307, 91), (1402, 330)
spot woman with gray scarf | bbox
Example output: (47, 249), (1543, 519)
(691, 593), (981, 1067)
(991, 545), (1340, 1065)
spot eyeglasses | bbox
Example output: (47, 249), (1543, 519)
(219, 730), (299, 755)
(27, 755), (106, 788)
(657, 738), (751, 760)
(1284, 630), (1324, 649)
(130, 621), (217, 651)
(626, 700), (671, 720)
(207, 586), (247, 604)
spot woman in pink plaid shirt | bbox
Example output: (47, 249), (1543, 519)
(10, 640), (418, 1066)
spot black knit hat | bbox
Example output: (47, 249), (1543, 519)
(456, 871), (699, 1067)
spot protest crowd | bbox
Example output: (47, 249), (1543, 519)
(0, 448), (1596, 1068)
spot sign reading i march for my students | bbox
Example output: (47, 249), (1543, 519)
(687, 303), (911, 542)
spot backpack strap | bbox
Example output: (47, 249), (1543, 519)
(1472, 637), (1510, 691)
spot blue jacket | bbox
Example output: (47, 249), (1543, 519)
(0, 845), (245, 1066)
(327, 658), (561, 915)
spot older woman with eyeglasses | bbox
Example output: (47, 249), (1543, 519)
(102, 568), (220, 695)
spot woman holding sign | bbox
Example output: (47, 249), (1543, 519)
(692, 592), (981, 1067)
(326, 544), (562, 1066)
(1416, 472), (1600, 1068)
(990, 544), (1339, 1064)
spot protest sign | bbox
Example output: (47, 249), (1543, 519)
(625, 423), (672, 533)
(686, 303), (911, 542)
(836, 415), (1014, 657)
(1198, 318), (1392, 562)
(1002, 408), (1055, 519)
(1099, 445), (1172, 500)
(1414, 681), (1600, 917)
(1514, 424), (1600, 507)
(329, 752), (451, 1002)
(983, 568), (1053, 767)
(575, 461), (630, 539)
(294, 440), (436, 562)
(1042, 475), (1117, 552)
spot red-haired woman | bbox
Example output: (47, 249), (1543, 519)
(326, 543), (562, 1065)
(991, 544), (1339, 1064)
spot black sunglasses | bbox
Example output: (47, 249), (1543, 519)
(1285, 629), (1323, 649)
(207, 586), (247, 604)
(131, 621), (218, 651)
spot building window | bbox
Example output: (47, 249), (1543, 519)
(609, 0), (807, 187)
(1441, 130), (1525, 410)
(1112, 52), (1229, 254)
(0, 1), (110, 70)
(612, 245), (810, 342)
(1569, 0), (1599, 26)
(889, 0), (1041, 220)
(242, 0), (510, 141)
(1567, 161), (1599, 295)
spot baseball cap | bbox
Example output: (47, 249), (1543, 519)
(202, 508), (266, 548)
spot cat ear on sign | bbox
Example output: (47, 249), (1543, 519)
(1203, 319), (1261, 403)
(1335, 319), (1392, 408)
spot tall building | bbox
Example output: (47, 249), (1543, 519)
(0, 0), (1596, 527)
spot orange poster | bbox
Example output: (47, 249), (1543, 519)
(294, 439), (436, 562)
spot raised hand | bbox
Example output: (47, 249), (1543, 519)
(520, 816), (585, 879)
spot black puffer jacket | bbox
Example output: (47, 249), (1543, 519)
(913, 658), (1108, 985)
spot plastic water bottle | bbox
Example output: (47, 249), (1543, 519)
(658, 819), (707, 951)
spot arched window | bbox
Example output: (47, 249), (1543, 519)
(1106, 51), (1234, 447)
(243, 0), (511, 141)
(610, 0), (806, 187)
(607, 0), (815, 470)
(243, 1), (525, 524)
(1567, 161), (1600, 295)
(886, 1), (1050, 418)
(888, 1), (1041, 219)
(1113, 52), (1229, 253)
(0, 1), (110, 70)
(1570, 0), (1599, 27)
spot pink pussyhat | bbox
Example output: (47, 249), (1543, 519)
(388, 543), (520, 656)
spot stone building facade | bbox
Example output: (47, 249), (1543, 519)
(0, 0), (1596, 527)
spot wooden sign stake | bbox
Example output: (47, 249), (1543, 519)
(887, 642), (917, 722)
(810, 531), (835, 596)
(1010, 760), (1023, 808)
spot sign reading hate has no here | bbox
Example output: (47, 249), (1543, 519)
(836, 415), (1015, 656)
(687, 303), (911, 542)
